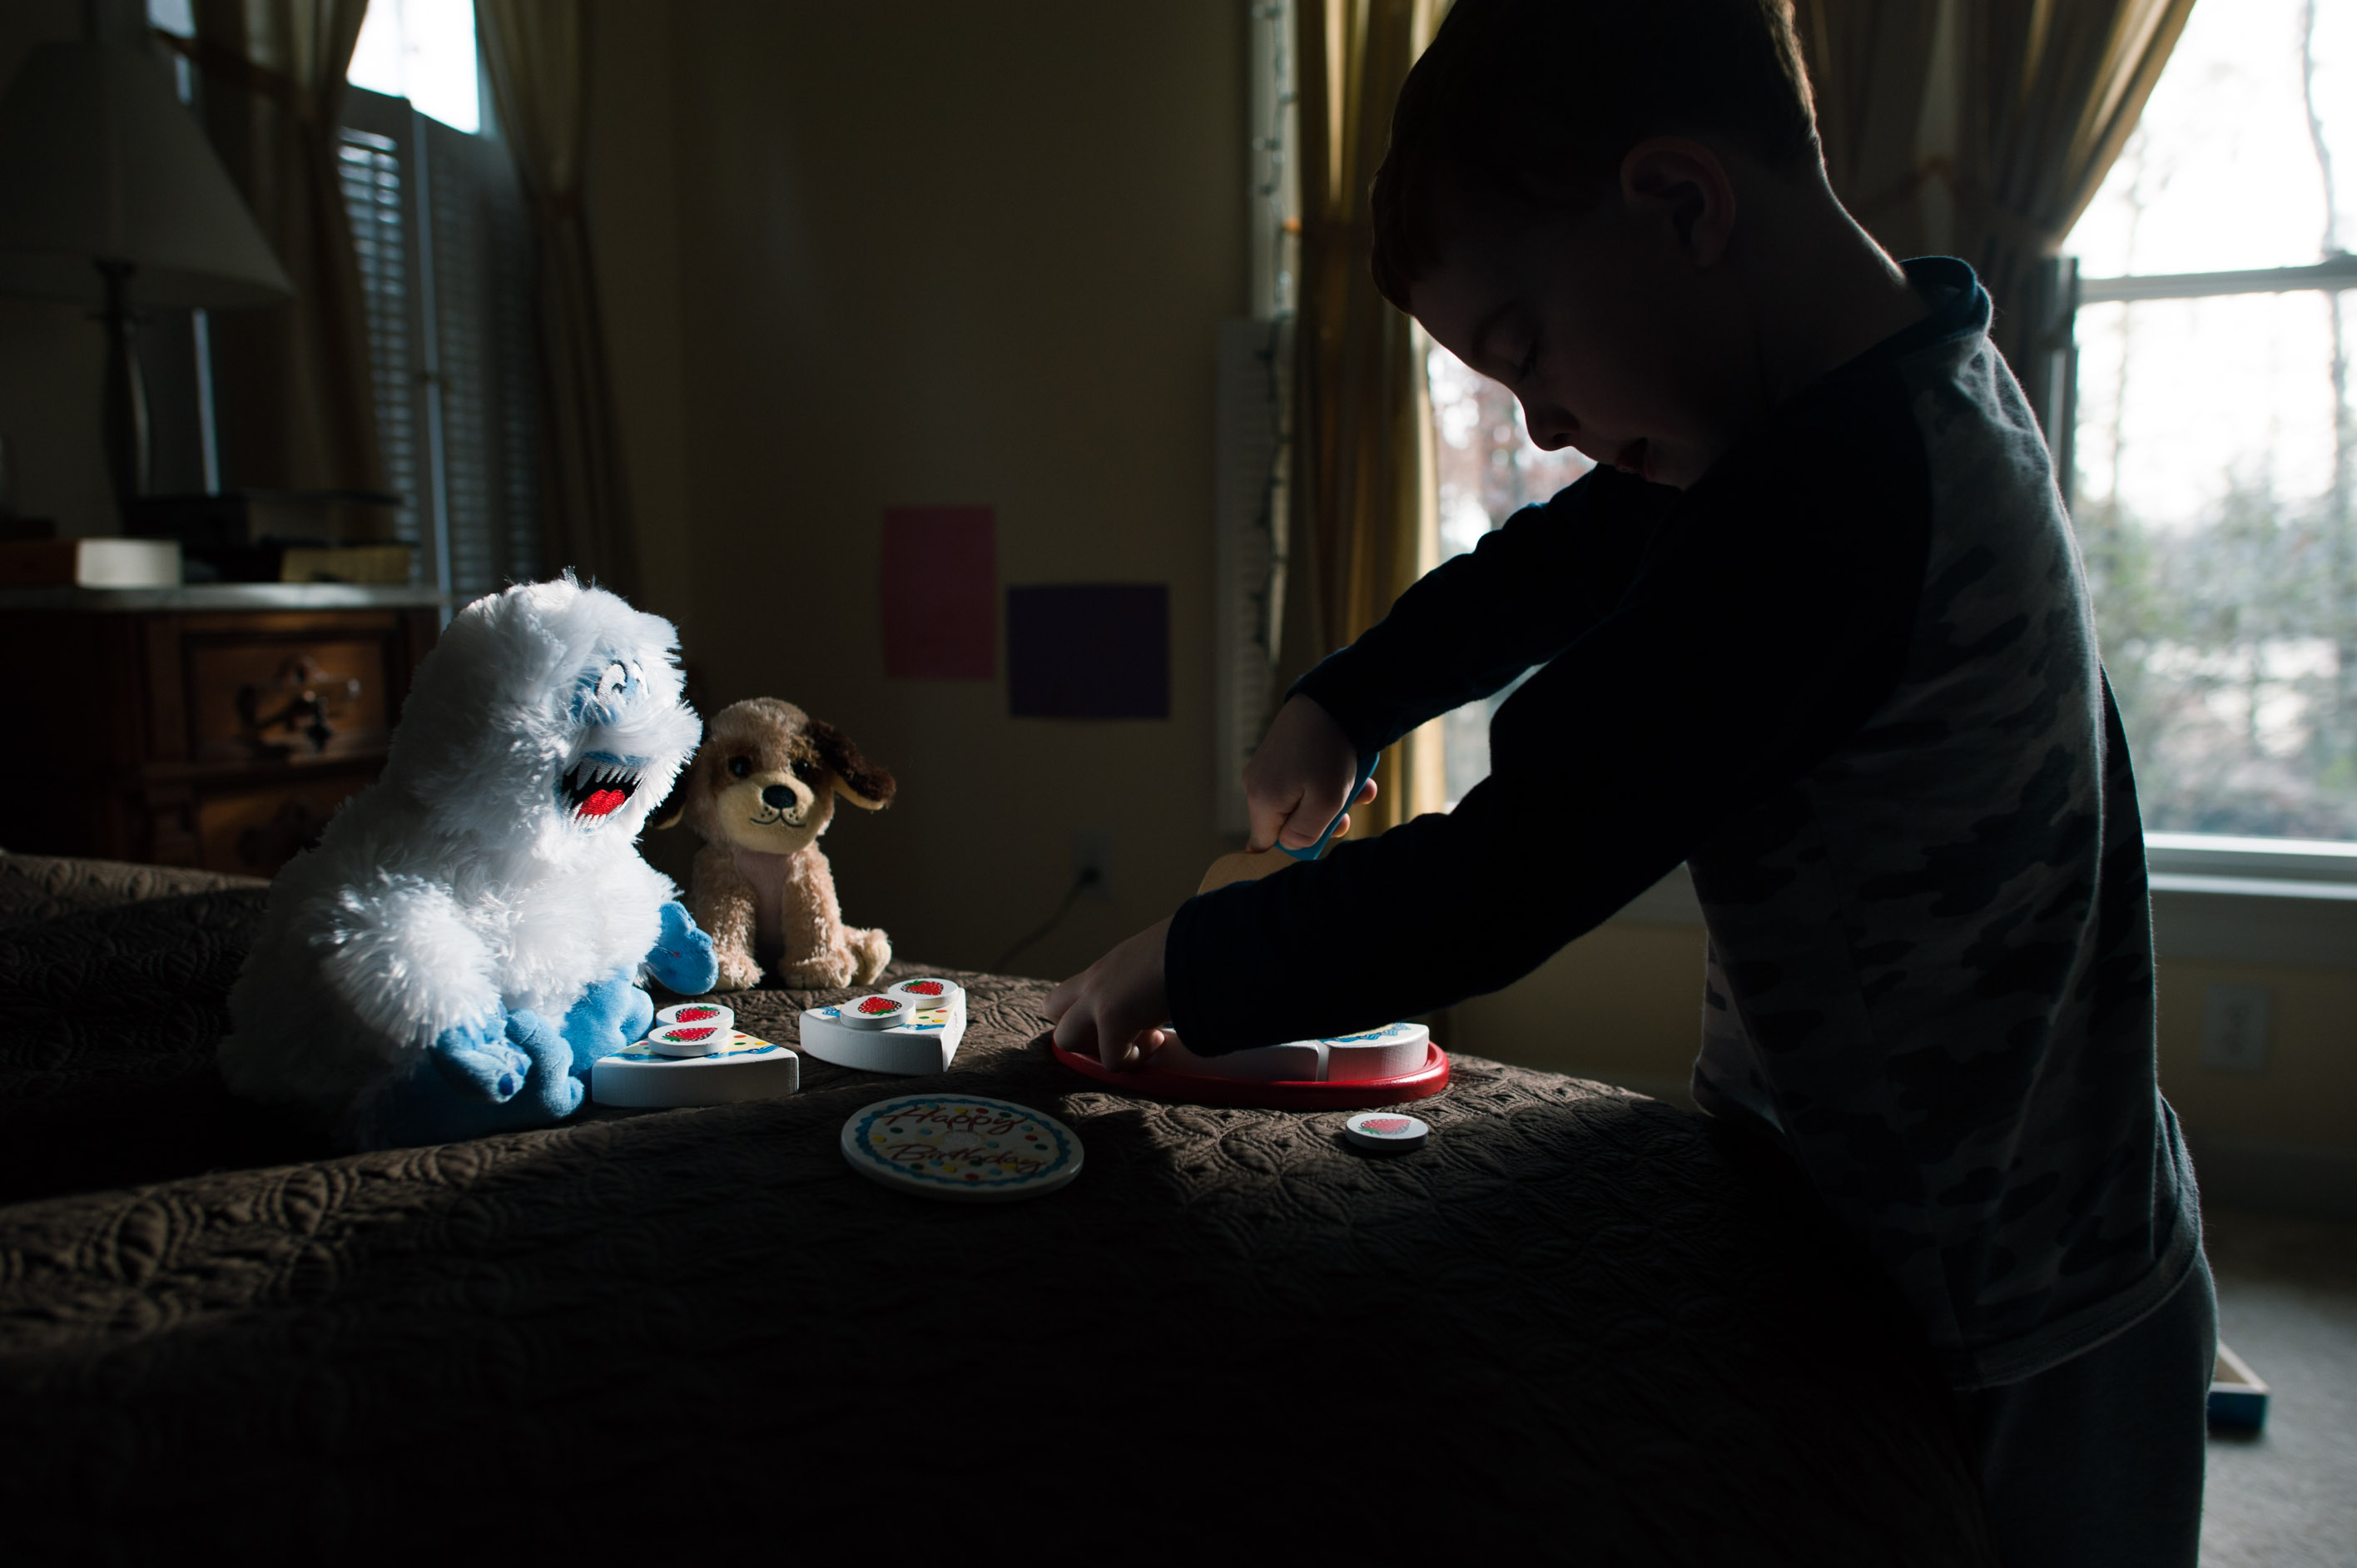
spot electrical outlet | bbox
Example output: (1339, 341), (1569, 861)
(1070, 830), (1114, 901)
(2201, 984), (2272, 1074)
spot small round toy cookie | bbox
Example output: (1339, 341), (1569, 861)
(886, 977), (962, 1012)
(656, 1001), (734, 1032)
(1342, 1110), (1429, 1154)
(840, 1096), (1082, 1203)
(645, 1021), (730, 1057)
(836, 995), (910, 1031)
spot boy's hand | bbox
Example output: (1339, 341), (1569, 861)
(1243, 694), (1376, 852)
(1043, 916), (1173, 1071)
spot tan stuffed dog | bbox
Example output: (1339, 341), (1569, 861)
(656, 697), (896, 991)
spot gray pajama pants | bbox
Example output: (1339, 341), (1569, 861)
(1953, 1254), (2217, 1568)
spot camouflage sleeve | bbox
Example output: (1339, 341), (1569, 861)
(1167, 381), (1932, 1054)
(1288, 466), (1672, 757)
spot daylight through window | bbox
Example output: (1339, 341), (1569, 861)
(2065, 0), (2355, 840)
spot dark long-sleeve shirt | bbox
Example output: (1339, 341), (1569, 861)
(1164, 258), (2197, 1388)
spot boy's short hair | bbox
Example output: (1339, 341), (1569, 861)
(1370, 0), (1820, 310)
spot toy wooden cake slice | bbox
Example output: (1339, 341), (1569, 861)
(1151, 1020), (1432, 1083)
(797, 976), (967, 1074)
(1051, 1018), (1448, 1109)
(591, 1029), (800, 1107)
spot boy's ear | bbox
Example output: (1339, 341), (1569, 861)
(810, 719), (896, 811)
(1620, 137), (1737, 267)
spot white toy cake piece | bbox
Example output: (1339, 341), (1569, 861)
(591, 1030), (800, 1108)
(1152, 1020), (1430, 1084)
(798, 979), (966, 1075)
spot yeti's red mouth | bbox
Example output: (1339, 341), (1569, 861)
(560, 760), (643, 823)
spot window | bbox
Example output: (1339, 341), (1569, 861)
(347, 0), (483, 135)
(338, 7), (541, 600)
(1426, 344), (1593, 806)
(2064, 0), (2355, 841)
(146, 0), (535, 598)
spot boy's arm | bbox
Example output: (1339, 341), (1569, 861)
(1293, 466), (1674, 758)
(1164, 388), (1932, 1051)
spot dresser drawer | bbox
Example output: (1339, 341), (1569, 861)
(195, 772), (379, 876)
(176, 614), (403, 763)
(0, 598), (436, 870)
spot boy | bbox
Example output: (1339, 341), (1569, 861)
(1045, 2), (2211, 1563)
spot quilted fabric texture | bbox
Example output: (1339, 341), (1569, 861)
(0, 851), (266, 930)
(0, 871), (1997, 1561)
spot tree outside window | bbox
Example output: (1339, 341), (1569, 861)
(2067, 0), (2355, 840)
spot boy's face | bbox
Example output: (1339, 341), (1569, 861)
(1409, 190), (1753, 491)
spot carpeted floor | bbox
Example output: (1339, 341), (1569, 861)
(2201, 1207), (2357, 1567)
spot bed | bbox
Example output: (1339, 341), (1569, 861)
(0, 854), (1996, 1561)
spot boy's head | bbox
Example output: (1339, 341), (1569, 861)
(1372, 0), (1844, 488)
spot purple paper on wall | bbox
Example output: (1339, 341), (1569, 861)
(881, 506), (996, 679)
(1006, 583), (1170, 719)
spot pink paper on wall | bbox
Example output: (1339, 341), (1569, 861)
(881, 506), (996, 678)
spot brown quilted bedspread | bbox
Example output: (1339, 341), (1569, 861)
(0, 857), (1996, 1561)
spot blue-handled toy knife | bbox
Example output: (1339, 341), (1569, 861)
(1278, 752), (1380, 862)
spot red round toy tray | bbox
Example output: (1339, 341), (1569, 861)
(1048, 1036), (1451, 1110)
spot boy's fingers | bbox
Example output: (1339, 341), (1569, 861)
(1278, 804), (1338, 850)
(1089, 1023), (1169, 1073)
(1042, 975), (1077, 1020)
(1356, 777), (1379, 806)
(1245, 791), (1299, 854)
(1053, 1011), (1095, 1058)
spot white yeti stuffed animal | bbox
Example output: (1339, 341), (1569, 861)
(220, 576), (718, 1149)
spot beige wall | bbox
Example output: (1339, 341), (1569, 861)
(585, 0), (1244, 981)
(1454, 921), (2357, 1160)
(585, 2), (2354, 1177)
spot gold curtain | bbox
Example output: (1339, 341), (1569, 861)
(1790, 0), (1943, 260)
(184, 0), (380, 492)
(1794, 0), (2194, 424)
(477, 0), (639, 596)
(1953, 0), (2194, 383)
(1290, 0), (1449, 833)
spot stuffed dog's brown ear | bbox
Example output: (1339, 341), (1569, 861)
(811, 719), (896, 811)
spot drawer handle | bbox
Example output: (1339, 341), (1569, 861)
(237, 657), (365, 754)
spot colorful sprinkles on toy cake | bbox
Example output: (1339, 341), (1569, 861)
(591, 1029), (800, 1108)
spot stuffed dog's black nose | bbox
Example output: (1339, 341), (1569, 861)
(762, 785), (796, 811)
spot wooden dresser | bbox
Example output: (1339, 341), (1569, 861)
(0, 585), (444, 877)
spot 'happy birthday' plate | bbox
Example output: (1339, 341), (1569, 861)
(839, 1095), (1081, 1203)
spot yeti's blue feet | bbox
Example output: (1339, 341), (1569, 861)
(562, 970), (655, 1074)
(428, 1012), (534, 1100)
(645, 900), (719, 995)
(360, 1010), (585, 1149)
